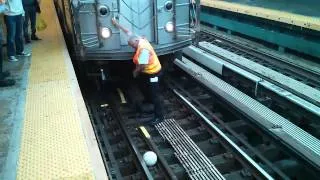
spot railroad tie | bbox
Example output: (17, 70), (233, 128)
(156, 119), (225, 180)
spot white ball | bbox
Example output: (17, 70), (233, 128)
(143, 151), (158, 166)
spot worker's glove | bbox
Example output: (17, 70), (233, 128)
(111, 18), (117, 26)
(127, 32), (132, 36)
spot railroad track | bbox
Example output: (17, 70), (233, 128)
(165, 68), (319, 179)
(77, 27), (320, 180)
(195, 32), (320, 109)
(82, 64), (319, 179)
(199, 28), (320, 89)
(185, 31), (320, 139)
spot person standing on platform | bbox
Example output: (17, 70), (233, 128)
(4, 0), (30, 62)
(22, 0), (41, 43)
(111, 17), (164, 125)
(0, 0), (15, 86)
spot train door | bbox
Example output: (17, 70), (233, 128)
(118, 0), (155, 45)
(77, 3), (100, 48)
(156, 0), (191, 45)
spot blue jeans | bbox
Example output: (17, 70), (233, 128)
(4, 15), (24, 57)
(23, 6), (37, 38)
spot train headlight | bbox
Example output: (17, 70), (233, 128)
(164, 1), (173, 11)
(101, 27), (111, 39)
(98, 5), (109, 16)
(165, 21), (174, 32)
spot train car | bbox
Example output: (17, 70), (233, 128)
(55, 0), (199, 62)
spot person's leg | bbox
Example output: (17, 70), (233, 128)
(15, 15), (24, 54)
(0, 44), (15, 85)
(138, 74), (152, 103)
(30, 8), (40, 40)
(0, 38), (11, 77)
(0, 27), (2, 73)
(4, 15), (17, 59)
(149, 73), (164, 121)
(23, 8), (31, 42)
(0, 20), (15, 86)
(136, 74), (152, 114)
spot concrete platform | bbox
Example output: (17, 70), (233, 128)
(0, 47), (31, 180)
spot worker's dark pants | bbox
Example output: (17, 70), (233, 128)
(138, 71), (164, 119)
(23, 6), (37, 39)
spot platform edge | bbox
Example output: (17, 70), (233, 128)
(52, 1), (108, 179)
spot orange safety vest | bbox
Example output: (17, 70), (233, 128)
(133, 39), (161, 74)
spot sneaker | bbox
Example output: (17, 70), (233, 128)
(31, 35), (41, 41)
(8, 56), (18, 62)
(0, 71), (11, 80)
(0, 79), (15, 87)
(16, 51), (31, 57)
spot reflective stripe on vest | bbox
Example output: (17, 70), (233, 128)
(133, 39), (161, 74)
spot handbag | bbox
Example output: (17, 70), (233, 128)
(36, 15), (47, 31)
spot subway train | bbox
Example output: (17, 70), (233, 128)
(54, 0), (200, 62)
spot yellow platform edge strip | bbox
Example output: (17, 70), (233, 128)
(202, 0), (320, 31)
(16, 1), (107, 179)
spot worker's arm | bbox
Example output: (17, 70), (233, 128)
(133, 65), (146, 77)
(112, 18), (132, 36)
(133, 49), (150, 77)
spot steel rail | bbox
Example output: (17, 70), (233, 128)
(172, 89), (274, 180)
(138, 126), (179, 180)
(166, 78), (290, 179)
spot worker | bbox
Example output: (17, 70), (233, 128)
(112, 17), (164, 125)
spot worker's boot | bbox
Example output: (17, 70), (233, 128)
(141, 103), (154, 113)
(136, 100), (154, 113)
